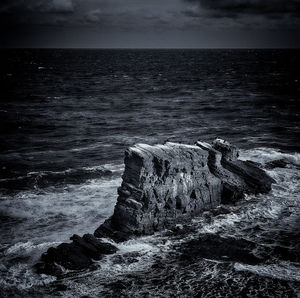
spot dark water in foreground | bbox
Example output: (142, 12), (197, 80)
(0, 49), (299, 297)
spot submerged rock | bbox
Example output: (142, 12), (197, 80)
(178, 234), (263, 265)
(36, 138), (275, 275)
(265, 159), (288, 169)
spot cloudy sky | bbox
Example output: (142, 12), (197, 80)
(1, 0), (300, 48)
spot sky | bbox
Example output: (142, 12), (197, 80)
(1, 0), (300, 48)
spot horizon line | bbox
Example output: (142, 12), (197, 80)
(1, 46), (300, 50)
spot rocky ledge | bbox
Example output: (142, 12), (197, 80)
(36, 138), (275, 276)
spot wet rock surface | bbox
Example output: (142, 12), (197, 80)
(178, 234), (263, 265)
(35, 234), (117, 276)
(197, 139), (275, 203)
(265, 159), (289, 169)
(37, 139), (275, 275)
(96, 139), (274, 241)
(95, 142), (222, 241)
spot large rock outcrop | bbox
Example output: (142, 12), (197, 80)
(94, 139), (274, 241)
(94, 142), (222, 241)
(36, 139), (275, 275)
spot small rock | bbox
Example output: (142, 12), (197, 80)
(82, 234), (118, 254)
(41, 243), (92, 271)
(265, 159), (288, 169)
(70, 234), (102, 260)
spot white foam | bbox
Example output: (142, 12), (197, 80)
(69, 142), (110, 152)
(0, 177), (121, 244)
(0, 263), (56, 290)
(239, 147), (300, 166)
(83, 163), (124, 173)
(116, 237), (163, 254)
(5, 241), (61, 257)
(192, 191), (289, 238)
(234, 262), (300, 282)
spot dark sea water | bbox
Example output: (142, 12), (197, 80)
(0, 49), (299, 297)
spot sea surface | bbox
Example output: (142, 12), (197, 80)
(0, 49), (299, 297)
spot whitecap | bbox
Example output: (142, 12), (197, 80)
(0, 263), (56, 291)
(239, 147), (300, 166)
(234, 262), (300, 282)
(0, 177), (121, 244)
(5, 241), (61, 257)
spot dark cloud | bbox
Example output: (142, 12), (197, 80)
(0, 0), (75, 28)
(183, 0), (300, 19)
(182, 0), (300, 30)
(0, 0), (299, 47)
(0, 0), (74, 14)
(52, 0), (74, 13)
(185, 0), (300, 15)
(0, 0), (178, 27)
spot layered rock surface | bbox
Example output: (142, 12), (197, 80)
(37, 139), (275, 275)
(95, 142), (222, 241)
(196, 139), (275, 203)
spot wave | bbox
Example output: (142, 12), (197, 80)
(0, 241), (59, 293)
(234, 262), (300, 282)
(0, 174), (123, 294)
(69, 142), (113, 152)
(0, 176), (121, 227)
(239, 147), (300, 167)
(0, 164), (123, 194)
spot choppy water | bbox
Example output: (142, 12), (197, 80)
(0, 49), (299, 297)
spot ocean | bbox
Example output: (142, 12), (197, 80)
(0, 49), (299, 297)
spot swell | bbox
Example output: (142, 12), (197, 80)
(239, 147), (300, 167)
(0, 165), (119, 194)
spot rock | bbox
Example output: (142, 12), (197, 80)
(265, 159), (288, 169)
(82, 234), (118, 254)
(196, 140), (246, 203)
(94, 142), (222, 241)
(70, 234), (103, 260)
(94, 218), (132, 243)
(37, 233), (118, 276)
(212, 138), (239, 161)
(34, 261), (63, 277)
(95, 140), (274, 241)
(36, 138), (275, 275)
(52, 283), (68, 292)
(178, 234), (264, 265)
(41, 242), (93, 271)
(196, 140), (275, 203)
(222, 159), (275, 194)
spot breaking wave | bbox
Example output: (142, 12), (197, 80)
(0, 164), (123, 194)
